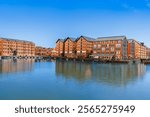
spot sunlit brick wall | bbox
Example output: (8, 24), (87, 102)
(64, 38), (76, 58)
(0, 38), (35, 57)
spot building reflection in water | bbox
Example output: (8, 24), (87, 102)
(0, 59), (34, 74)
(55, 61), (146, 86)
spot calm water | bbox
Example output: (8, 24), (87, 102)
(0, 59), (150, 100)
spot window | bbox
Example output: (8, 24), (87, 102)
(93, 51), (96, 53)
(111, 47), (114, 52)
(116, 44), (121, 48)
(106, 44), (109, 47)
(93, 45), (97, 49)
(102, 47), (105, 52)
(116, 51), (120, 54)
(118, 40), (121, 43)
(98, 44), (101, 48)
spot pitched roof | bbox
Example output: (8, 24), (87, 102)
(128, 39), (142, 45)
(97, 36), (127, 41)
(0, 37), (35, 44)
(82, 35), (96, 41)
(128, 39), (149, 48)
(64, 37), (76, 42)
(76, 35), (96, 41)
(56, 39), (64, 43)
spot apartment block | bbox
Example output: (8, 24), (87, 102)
(47, 48), (53, 57)
(50, 48), (57, 57)
(140, 43), (147, 59)
(55, 39), (64, 57)
(0, 38), (35, 58)
(54, 35), (149, 60)
(92, 36), (128, 60)
(128, 40), (147, 59)
(64, 37), (76, 58)
(128, 39), (140, 59)
(146, 47), (150, 59)
(76, 36), (95, 58)
(35, 46), (51, 57)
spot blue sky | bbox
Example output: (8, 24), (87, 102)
(0, 0), (150, 47)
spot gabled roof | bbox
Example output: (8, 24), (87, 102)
(76, 35), (96, 42)
(128, 39), (143, 45)
(97, 36), (127, 41)
(64, 37), (76, 42)
(56, 39), (64, 43)
(128, 39), (149, 48)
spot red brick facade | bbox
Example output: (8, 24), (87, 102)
(54, 36), (149, 60)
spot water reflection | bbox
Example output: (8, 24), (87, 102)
(56, 61), (146, 86)
(0, 59), (34, 74)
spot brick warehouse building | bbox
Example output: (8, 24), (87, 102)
(128, 39), (147, 59)
(1, 36), (148, 60)
(35, 46), (52, 57)
(50, 48), (57, 57)
(64, 37), (76, 58)
(76, 36), (95, 58)
(55, 39), (64, 57)
(146, 47), (150, 59)
(54, 35), (149, 61)
(0, 38), (35, 58)
(92, 36), (128, 60)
